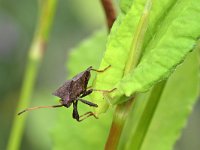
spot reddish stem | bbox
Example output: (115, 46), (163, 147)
(105, 99), (134, 150)
(101, 0), (116, 31)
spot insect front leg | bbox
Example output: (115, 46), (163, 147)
(92, 88), (117, 93)
(91, 65), (111, 73)
(91, 88), (117, 106)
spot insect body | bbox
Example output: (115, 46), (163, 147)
(53, 66), (92, 108)
(18, 65), (111, 122)
(53, 66), (98, 121)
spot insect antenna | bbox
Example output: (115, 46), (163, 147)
(18, 104), (63, 115)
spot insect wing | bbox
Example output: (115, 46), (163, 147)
(52, 81), (71, 100)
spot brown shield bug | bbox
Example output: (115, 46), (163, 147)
(18, 65), (115, 121)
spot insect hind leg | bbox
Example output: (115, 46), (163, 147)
(79, 111), (98, 122)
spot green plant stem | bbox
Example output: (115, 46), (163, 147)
(105, 99), (134, 150)
(127, 81), (167, 149)
(7, 1), (57, 150)
(105, 0), (152, 149)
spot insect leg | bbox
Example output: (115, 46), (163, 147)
(72, 101), (80, 121)
(92, 88), (117, 93)
(77, 98), (98, 107)
(86, 85), (92, 89)
(80, 89), (93, 98)
(92, 88), (117, 106)
(91, 65), (111, 72)
(81, 88), (116, 98)
(79, 111), (98, 121)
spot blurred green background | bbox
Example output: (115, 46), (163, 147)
(0, 0), (199, 150)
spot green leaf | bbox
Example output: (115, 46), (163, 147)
(52, 30), (114, 150)
(92, 0), (152, 114)
(125, 46), (200, 150)
(113, 0), (200, 103)
(119, 0), (134, 13)
(91, 0), (200, 115)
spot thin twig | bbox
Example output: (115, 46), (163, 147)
(101, 0), (116, 31)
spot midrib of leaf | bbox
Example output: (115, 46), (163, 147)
(124, 0), (152, 74)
